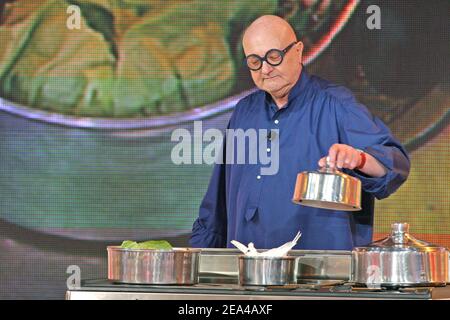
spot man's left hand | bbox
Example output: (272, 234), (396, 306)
(318, 144), (362, 170)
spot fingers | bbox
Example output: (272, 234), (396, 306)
(336, 148), (348, 169)
(327, 144), (339, 168)
(350, 152), (361, 169)
(323, 144), (360, 170)
(318, 156), (327, 167)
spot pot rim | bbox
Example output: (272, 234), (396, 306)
(353, 246), (448, 253)
(238, 255), (297, 260)
(292, 198), (361, 210)
(0, 92), (248, 130)
(107, 245), (201, 253)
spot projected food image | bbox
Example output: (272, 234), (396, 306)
(0, 0), (353, 117)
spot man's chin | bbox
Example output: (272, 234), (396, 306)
(262, 80), (279, 89)
(262, 77), (281, 85)
(262, 83), (286, 95)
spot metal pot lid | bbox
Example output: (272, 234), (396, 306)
(354, 222), (446, 252)
(292, 156), (362, 211)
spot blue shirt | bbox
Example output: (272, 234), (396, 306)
(189, 68), (410, 250)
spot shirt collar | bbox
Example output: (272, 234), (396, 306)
(264, 65), (310, 110)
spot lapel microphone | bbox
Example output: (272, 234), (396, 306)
(267, 130), (277, 140)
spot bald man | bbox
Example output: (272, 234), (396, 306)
(190, 15), (410, 250)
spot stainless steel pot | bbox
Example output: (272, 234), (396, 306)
(351, 223), (449, 287)
(107, 246), (200, 284)
(238, 256), (297, 286)
(292, 162), (362, 211)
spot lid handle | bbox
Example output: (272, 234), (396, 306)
(319, 156), (338, 173)
(391, 222), (410, 244)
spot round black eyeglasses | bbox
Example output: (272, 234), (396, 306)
(245, 41), (298, 71)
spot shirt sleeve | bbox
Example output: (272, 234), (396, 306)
(334, 94), (411, 200)
(189, 156), (228, 248)
(189, 111), (237, 248)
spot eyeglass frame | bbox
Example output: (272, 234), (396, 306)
(245, 41), (299, 71)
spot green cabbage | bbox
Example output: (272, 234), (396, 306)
(0, 0), (277, 117)
(120, 239), (173, 250)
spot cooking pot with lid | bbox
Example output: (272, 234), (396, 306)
(292, 160), (362, 211)
(351, 222), (449, 288)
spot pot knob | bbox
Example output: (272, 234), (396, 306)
(391, 222), (410, 244)
(319, 156), (339, 174)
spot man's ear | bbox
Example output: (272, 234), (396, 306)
(296, 41), (304, 63)
(296, 41), (304, 54)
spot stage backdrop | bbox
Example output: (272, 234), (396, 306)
(0, 0), (449, 299)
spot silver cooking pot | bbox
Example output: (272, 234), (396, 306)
(238, 255), (297, 286)
(107, 246), (200, 284)
(292, 161), (362, 211)
(351, 222), (449, 288)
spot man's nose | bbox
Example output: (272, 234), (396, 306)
(261, 61), (274, 74)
